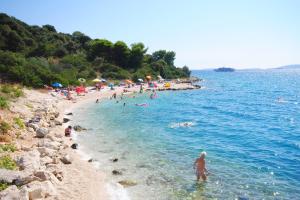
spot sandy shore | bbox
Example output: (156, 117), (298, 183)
(0, 82), (199, 200)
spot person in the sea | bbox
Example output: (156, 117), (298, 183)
(65, 126), (72, 137)
(96, 99), (99, 103)
(193, 151), (208, 181)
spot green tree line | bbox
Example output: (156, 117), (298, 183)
(0, 13), (191, 87)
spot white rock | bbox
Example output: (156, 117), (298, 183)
(0, 185), (29, 200)
(41, 156), (53, 165)
(16, 149), (41, 171)
(25, 180), (57, 199)
(60, 154), (72, 164)
(36, 147), (56, 158)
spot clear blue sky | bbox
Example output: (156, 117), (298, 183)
(1, 0), (299, 69)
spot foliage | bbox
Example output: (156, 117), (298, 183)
(0, 96), (9, 109)
(0, 143), (16, 153)
(0, 13), (191, 87)
(14, 117), (25, 129)
(0, 84), (24, 98)
(0, 121), (10, 134)
(0, 155), (17, 170)
(0, 182), (9, 191)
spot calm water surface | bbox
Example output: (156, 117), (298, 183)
(73, 69), (300, 200)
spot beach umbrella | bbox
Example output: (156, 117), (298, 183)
(138, 78), (144, 82)
(51, 82), (62, 88)
(92, 78), (101, 82)
(78, 78), (86, 83)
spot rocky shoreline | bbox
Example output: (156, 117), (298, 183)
(0, 89), (109, 200)
(0, 82), (201, 200)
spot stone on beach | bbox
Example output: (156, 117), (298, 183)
(16, 149), (41, 171)
(73, 125), (87, 132)
(60, 154), (72, 164)
(118, 180), (137, 187)
(0, 185), (29, 200)
(0, 169), (38, 186)
(24, 180), (57, 199)
(63, 118), (70, 123)
(71, 143), (78, 149)
(35, 127), (49, 138)
(112, 170), (122, 175)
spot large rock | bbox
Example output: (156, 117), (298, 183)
(37, 139), (61, 150)
(60, 154), (72, 164)
(16, 149), (41, 172)
(0, 185), (29, 200)
(33, 171), (60, 185)
(37, 147), (55, 157)
(0, 169), (37, 186)
(24, 180), (57, 199)
(36, 128), (49, 138)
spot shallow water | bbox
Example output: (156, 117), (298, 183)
(72, 69), (300, 200)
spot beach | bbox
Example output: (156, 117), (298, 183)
(0, 82), (199, 200)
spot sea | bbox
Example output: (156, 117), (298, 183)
(71, 69), (300, 200)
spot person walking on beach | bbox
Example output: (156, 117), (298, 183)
(194, 151), (208, 181)
(65, 126), (72, 137)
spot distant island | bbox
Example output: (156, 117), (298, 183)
(275, 64), (300, 70)
(214, 67), (235, 72)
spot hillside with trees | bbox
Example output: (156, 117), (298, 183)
(0, 13), (191, 87)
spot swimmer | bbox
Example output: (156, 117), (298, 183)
(193, 151), (208, 181)
(123, 102), (126, 107)
(96, 99), (99, 103)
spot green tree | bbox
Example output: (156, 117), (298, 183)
(128, 43), (147, 69)
(112, 41), (130, 68)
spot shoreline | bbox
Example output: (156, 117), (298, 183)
(1, 82), (200, 199)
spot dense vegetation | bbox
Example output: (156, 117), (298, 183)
(0, 13), (191, 87)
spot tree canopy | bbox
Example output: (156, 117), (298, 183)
(0, 13), (191, 87)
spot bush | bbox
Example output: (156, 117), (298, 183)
(0, 121), (10, 134)
(14, 117), (25, 129)
(0, 144), (16, 153)
(0, 96), (9, 109)
(0, 156), (17, 170)
(0, 182), (9, 191)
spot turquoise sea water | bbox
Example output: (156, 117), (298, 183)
(72, 69), (300, 200)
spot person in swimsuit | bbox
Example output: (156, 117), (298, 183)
(194, 151), (208, 181)
(65, 126), (72, 137)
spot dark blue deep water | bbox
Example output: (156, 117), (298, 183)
(74, 69), (300, 200)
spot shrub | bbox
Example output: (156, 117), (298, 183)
(0, 85), (13, 94)
(0, 121), (10, 134)
(14, 117), (25, 129)
(0, 182), (9, 191)
(0, 96), (9, 109)
(0, 156), (17, 170)
(0, 144), (16, 153)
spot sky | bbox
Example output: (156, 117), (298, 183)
(1, 0), (300, 69)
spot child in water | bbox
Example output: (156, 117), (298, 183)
(194, 151), (208, 181)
